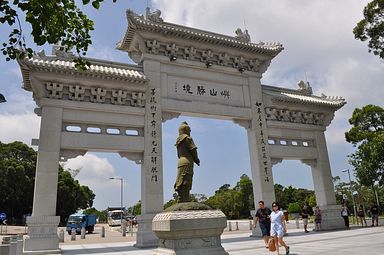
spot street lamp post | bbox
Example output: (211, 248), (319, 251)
(342, 169), (357, 223)
(109, 177), (123, 225)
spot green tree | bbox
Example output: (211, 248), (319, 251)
(128, 200), (141, 216)
(207, 188), (239, 219)
(275, 184), (293, 209)
(353, 0), (384, 59)
(287, 202), (301, 214)
(0, 0), (117, 69)
(0, 141), (95, 224)
(233, 174), (254, 218)
(84, 207), (108, 223)
(56, 167), (95, 224)
(0, 141), (36, 224)
(345, 105), (384, 188)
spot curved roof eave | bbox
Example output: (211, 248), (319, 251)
(262, 86), (346, 109)
(117, 10), (284, 57)
(19, 55), (148, 91)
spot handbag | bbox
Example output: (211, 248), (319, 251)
(268, 238), (276, 252)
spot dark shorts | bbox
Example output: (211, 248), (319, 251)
(259, 222), (270, 236)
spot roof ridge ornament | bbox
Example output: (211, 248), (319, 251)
(51, 45), (75, 60)
(297, 80), (312, 95)
(145, 7), (163, 23)
(235, 28), (251, 43)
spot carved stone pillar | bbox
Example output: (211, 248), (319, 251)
(247, 76), (275, 207)
(302, 131), (344, 229)
(135, 60), (164, 248)
(271, 158), (283, 166)
(24, 106), (62, 253)
(309, 131), (337, 206)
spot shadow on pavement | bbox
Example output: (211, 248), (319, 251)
(62, 244), (153, 254)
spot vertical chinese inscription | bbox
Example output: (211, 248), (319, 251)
(255, 101), (271, 183)
(149, 88), (159, 183)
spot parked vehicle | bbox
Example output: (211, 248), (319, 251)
(108, 210), (124, 226)
(66, 213), (96, 234)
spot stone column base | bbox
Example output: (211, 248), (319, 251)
(250, 224), (261, 237)
(152, 210), (228, 255)
(135, 213), (159, 248)
(320, 204), (345, 230)
(23, 215), (60, 254)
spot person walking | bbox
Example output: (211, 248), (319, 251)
(369, 202), (379, 227)
(270, 202), (290, 255)
(357, 205), (367, 227)
(314, 206), (322, 231)
(341, 203), (349, 228)
(253, 200), (272, 249)
(301, 205), (310, 233)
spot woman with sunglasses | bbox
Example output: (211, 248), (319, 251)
(270, 202), (290, 255)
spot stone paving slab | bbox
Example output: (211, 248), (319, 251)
(60, 225), (384, 254)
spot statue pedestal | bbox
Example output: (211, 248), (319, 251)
(152, 210), (228, 255)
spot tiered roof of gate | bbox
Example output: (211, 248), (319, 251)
(19, 52), (345, 110)
(263, 85), (345, 108)
(19, 49), (147, 91)
(117, 10), (284, 56)
(18, 8), (345, 111)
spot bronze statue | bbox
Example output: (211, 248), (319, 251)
(174, 121), (200, 202)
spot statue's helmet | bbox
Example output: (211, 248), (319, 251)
(178, 121), (191, 136)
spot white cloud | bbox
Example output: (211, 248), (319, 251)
(63, 154), (120, 210)
(0, 113), (40, 145)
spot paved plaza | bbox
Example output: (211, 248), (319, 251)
(59, 223), (384, 254)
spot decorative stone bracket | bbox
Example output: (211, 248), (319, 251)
(45, 82), (146, 107)
(265, 107), (330, 126)
(162, 111), (181, 123)
(144, 39), (266, 73)
(119, 152), (143, 164)
(233, 119), (251, 130)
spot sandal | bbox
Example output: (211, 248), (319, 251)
(286, 246), (290, 254)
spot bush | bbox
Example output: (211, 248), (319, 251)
(288, 202), (301, 213)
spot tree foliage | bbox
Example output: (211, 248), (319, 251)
(0, 141), (36, 223)
(202, 174), (315, 219)
(84, 207), (108, 223)
(333, 175), (383, 215)
(0, 0), (116, 69)
(345, 105), (384, 187)
(353, 0), (384, 59)
(274, 184), (315, 210)
(57, 168), (95, 224)
(0, 141), (95, 224)
(233, 174), (254, 217)
(127, 200), (141, 216)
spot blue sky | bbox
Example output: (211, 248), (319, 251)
(0, 0), (382, 210)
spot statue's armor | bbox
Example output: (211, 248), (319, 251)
(176, 135), (198, 167)
(174, 122), (200, 202)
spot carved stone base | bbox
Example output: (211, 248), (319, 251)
(135, 213), (159, 248)
(320, 204), (345, 230)
(23, 216), (60, 254)
(152, 210), (228, 255)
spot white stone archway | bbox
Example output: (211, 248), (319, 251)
(18, 9), (345, 253)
